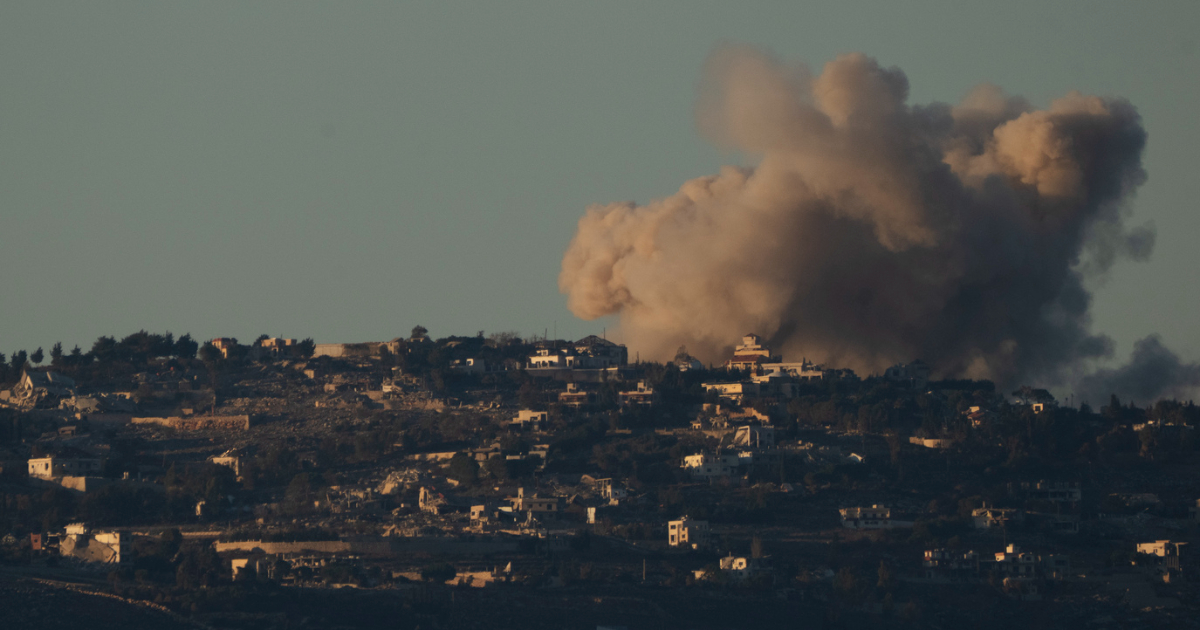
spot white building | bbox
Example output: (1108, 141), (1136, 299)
(528, 337), (628, 370)
(682, 453), (739, 479)
(28, 454), (103, 480)
(760, 359), (826, 381)
(726, 334), (776, 370)
(528, 347), (568, 369)
(702, 381), (760, 404)
(749, 371), (798, 399)
(593, 478), (628, 502)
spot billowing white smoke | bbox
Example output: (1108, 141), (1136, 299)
(560, 47), (1164, 393)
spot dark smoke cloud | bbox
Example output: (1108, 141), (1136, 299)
(1076, 335), (1200, 405)
(560, 47), (1175, 394)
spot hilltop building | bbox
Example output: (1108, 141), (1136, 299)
(528, 336), (628, 370)
(884, 360), (931, 389)
(726, 334), (778, 370)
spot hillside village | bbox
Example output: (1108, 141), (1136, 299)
(0, 328), (1198, 629)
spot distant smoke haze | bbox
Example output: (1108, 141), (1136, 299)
(560, 47), (1195, 402)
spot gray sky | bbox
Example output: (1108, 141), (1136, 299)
(2, 1), (1198, 367)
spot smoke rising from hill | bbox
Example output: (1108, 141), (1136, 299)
(559, 47), (1193, 399)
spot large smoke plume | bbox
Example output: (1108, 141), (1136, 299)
(559, 47), (1194, 400)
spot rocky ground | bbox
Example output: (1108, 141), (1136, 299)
(0, 572), (198, 630)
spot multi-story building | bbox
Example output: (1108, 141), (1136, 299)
(682, 453), (739, 479)
(668, 516), (709, 549)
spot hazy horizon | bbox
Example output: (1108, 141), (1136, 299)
(3, 2), (1199, 382)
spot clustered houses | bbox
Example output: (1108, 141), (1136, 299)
(972, 506), (1020, 530)
(705, 334), (859, 406)
(0, 369), (78, 409)
(923, 544), (1070, 582)
(4, 323), (1200, 628)
(527, 335), (628, 370)
(30, 523), (126, 564)
(1136, 541), (1190, 582)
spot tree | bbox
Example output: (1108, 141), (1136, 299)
(420, 562), (456, 582)
(834, 567), (859, 602)
(10, 350), (28, 371)
(174, 334), (199, 359)
(30, 347), (44, 365)
(877, 560), (893, 590)
(295, 338), (315, 359)
(175, 543), (222, 589)
(484, 456), (510, 481)
(447, 453), (479, 485)
(486, 331), (520, 347)
(411, 325), (428, 341)
(91, 336), (117, 364)
(198, 343), (220, 364)
(156, 332), (175, 358)
(285, 473), (314, 514)
(49, 343), (63, 366)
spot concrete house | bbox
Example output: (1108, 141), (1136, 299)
(668, 516), (709, 549)
(619, 381), (657, 407)
(682, 453), (739, 480)
(28, 452), (104, 480)
(511, 409), (548, 430)
(702, 381), (760, 404)
(725, 334), (777, 370)
(733, 425), (775, 448)
(883, 360), (931, 389)
(558, 383), (593, 408)
(840, 505), (912, 530)
(508, 487), (561, 519)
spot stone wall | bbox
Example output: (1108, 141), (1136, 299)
(213, 537), (519, 556)
(132, 415), (252, 431)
